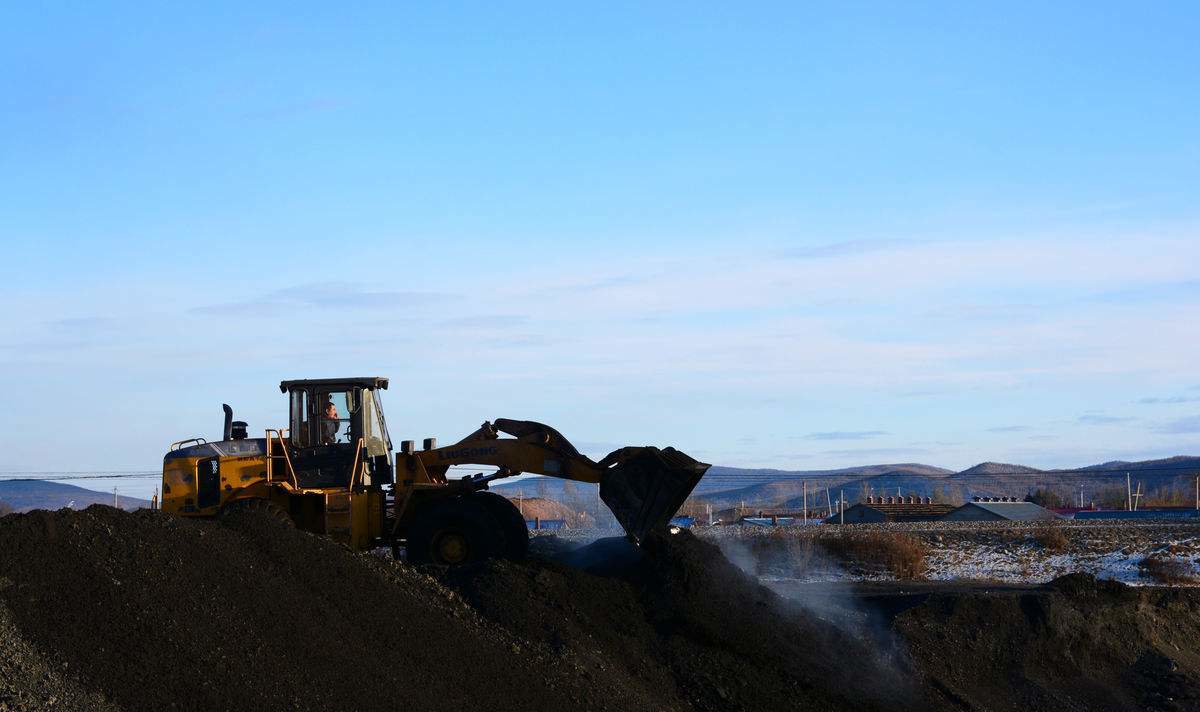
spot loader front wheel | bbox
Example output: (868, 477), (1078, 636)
(406, 499), (498, 566)
(469, 490), (529, 560)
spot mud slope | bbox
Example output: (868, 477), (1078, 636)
(898, 573), (1200, 712)
(0, 507), (662, 712)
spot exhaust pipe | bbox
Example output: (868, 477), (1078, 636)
(222, 404), (233, 441)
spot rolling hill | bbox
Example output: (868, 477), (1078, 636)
(0, 480), (148, 512)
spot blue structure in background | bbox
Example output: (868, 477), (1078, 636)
(740, 516), (797, 526)
(669, 516), (695, 528)
(525, 519), (566, 530)
(1074, 509), (1200, 521)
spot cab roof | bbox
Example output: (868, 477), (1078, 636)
(279, 377), (389, 393)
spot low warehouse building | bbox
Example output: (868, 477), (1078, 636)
(827, 496), (956, 524)
(941, 498), (1059, 522)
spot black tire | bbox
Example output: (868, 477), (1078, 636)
(219, 498), (292, 525)
(406, 498), (500, 566)
(469, 490), (529, 560)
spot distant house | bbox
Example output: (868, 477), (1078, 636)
(941, 499), (1059, 522)
(826, 497), (956, 524)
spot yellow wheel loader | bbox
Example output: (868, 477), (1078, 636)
(161, 377), (709, 565)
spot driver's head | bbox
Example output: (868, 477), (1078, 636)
(325, 402), (338, 419)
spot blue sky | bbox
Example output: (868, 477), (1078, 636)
(2, 2), (1199, 494)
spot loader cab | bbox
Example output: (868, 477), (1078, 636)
(280, 377), (394, 488)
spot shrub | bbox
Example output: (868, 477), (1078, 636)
(1033, 526), (1069, 553)
(817, 532), (927, 580)
(1139, 555), (1198, 585)
(741, 531), (821, 576)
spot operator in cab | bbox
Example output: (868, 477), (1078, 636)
(322, 401), (340, 444)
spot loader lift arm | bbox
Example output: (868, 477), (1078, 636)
(409, 418), (710, 543)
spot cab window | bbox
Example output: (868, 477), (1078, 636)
(316, 390), (353, 445)
(290, 389), (309, 447)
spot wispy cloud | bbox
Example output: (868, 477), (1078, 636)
(1086, 279), (1200, 306)
(191, 282), (454, 316)
(804, 430), (888, 441)
(987, 425), (1034, 433)
(1138, 395), (1200, 405)
(1155, 415), (1200, 434)
(46, 316), (118, 331)
(780, 239), (913, 260)
(819, 447), (929, 458)
(1077, 414), (1137, 425)
(439, 314), (528, 329)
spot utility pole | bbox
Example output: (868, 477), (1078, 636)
(803, 481), (808, 525)
(1126, 473), (1132, 512)
(1132, 482), (1143, 512)
(1195, 476), (1198, 511)
(839, 489), (845, 525)
(826, 487), (832, 517)
(113, 487), (118, 508)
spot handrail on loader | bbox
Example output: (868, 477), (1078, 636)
(265, 429), (299, 489)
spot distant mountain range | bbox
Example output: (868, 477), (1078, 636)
(703, 455), (1200, 509)
(0, 480), (148, 513)
(491, 455), (1200, 509)
(5, 454), (1198, 515)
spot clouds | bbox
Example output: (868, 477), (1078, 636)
(190, 282), (454, 317)
(818, 447), (930, 458)
(779, 239), (914, 260)
(1138, 395), (1200, 405)
(803, 431), (888, 441)
(6, 229), (1200, 473)
(1077, 414), (1137, 425)
(1156, 416), (1200, 434)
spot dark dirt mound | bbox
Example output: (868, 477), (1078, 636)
(897, 573), (1200, 712)
(444, 530), (916, 712)
(0, 506), (659, 712)
(5, 508), (1199, 712)
(0, 603), (121, 712)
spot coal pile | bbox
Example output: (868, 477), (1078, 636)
(898, 573), (1200, 711)
(0, 507), (657, 712)
(444, 531), (915, 712)
(3, 507), (1200, 712)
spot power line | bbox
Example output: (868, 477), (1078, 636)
(5, 464), (1196, 483)
(0, 473), (160, 481)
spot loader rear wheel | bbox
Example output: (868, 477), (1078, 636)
(406, 499), (499, 566)
(220, 498), (292, 525)
(469, 491), (528, 560)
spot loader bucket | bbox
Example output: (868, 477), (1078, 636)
(598, 447), (710, 544)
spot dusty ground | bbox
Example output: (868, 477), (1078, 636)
(1, 508), (1199, 711)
